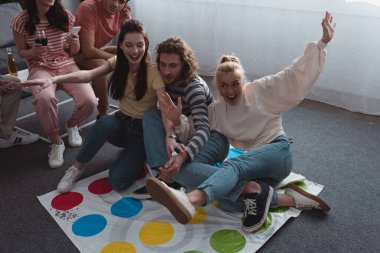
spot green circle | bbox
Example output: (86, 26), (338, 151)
(210, 229), (246, 253)
(258, 213), (272, 231)
(270, 206), (289, 213)
(292, 181), (307, 190)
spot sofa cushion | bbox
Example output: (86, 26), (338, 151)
(0, 2), (22, 48)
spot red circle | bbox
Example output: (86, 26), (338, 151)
(51, 192), (84, 210)
(88, 177), (112, 195)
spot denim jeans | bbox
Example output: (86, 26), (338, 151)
(174, 135), (293, 212)
(76, 111), (146, 191)
(143, 108), (230, 168)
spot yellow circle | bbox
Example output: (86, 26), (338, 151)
(100, 242), (136, 253)
(188, 207), (207, 224)
(139, 221), (174, 245)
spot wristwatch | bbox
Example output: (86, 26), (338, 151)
(167, 133), (177, 139)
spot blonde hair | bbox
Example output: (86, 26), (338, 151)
(214, 55), (246, 87)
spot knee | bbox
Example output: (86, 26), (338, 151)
(33, 93), (56, 109)
(78, 95), (98, 112)
(142, 108), (160, 128)
(108, 172), (134, 191)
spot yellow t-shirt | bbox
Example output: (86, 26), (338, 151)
(108, 56), (165, 118)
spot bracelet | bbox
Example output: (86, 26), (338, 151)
(167, 133), (177, 139)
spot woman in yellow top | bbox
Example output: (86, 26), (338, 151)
(26, 19), (165, 193)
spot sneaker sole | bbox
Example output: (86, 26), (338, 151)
(242, 186), (274, 233)
(146, 177), (192, 224)
(130, 193), (152, 200)
(288, 184), (330, 211)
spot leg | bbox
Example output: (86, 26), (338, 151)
(57, 114), (125, 193)
(143, 108), (169, 168)
(108, 120), (145, 191)
(75, 114), (124, 163)
(58, 64), (97, 127)
(29, 68), (61, 143)
(0, 87), (21, 139)
(75, 56), (110, 116)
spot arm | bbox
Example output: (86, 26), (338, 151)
(13, 31), (46, 60)
(79, 33), (115, 60)
(21, 60), (113, 88)
(250, 11), (335, 114)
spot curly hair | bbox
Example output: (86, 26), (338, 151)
(214, 55), (246, 87)
(24, 0), (69, 35)
(155, 36), (198, 82)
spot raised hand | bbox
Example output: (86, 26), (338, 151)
(321, 11), (335, 44)
(158, 92), (182, 126)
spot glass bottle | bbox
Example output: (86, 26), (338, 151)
(6, 47), (18, 76)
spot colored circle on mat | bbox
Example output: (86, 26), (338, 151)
(100, 242), (136, 253)
(111, 197), (143, 218)
(259, 213), (272, 231)
(72, 214), (107, 237)
(210, 229), (246, 253)
(88, 177), (112, 195)
(51, 192), (83, 210)
(188, 207), (207, 224)
(139, 221), (174, 245)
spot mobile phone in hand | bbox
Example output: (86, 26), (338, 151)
(70, 26), (81, 35)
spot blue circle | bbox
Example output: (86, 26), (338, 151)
(111, 197), (143, 218)
(72, 214), (107, 237)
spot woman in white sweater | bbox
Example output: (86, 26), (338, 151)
(146, 11), (335, 233)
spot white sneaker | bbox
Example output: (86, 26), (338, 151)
(285, 184), (330, 211)
(57, 166), (84, 193)
(66, 123), (82, 147)
(0, 129), (39, 148)
(146, 177), (196, 224)
(48, 141), (65, 168)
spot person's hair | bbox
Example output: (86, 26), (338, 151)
(155, 36), (198, 82)
(108, 19), (149, 101)
(24, 0), (69, 35)
(214, 55), (247, 86)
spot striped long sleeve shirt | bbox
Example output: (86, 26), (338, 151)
(166, 75), (213, 160)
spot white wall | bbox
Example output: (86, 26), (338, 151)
(131, 0), (380, 116)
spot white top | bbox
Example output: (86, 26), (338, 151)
(208, 41), (327, 150)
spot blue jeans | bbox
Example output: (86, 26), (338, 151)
(143, 108), (230, 168)
(174, 135), (293, 212)
(76, 111), (146, 191)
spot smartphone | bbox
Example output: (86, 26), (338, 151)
(70, 26), (81, 35)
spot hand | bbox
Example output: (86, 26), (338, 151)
(166, 139), (186, 158)
(32, 44), (47, 58)
(159, 149), (188, 178)
(321, 11), (335, 44)
(159, 92), (182, 126)
(120, 3), (132, 22)
(67, 33), (80, 45)
(21, 78), (53, 93)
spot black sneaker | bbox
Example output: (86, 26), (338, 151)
(131, 179), (182, 200)
(242, 181), (273, 233)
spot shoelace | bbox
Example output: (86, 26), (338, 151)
(244, 198), (258, 216)
(48, 144), (63, 160)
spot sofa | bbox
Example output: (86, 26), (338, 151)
(0, 0), (82, 75)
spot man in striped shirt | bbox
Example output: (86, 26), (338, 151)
(133, 37), (229, 198)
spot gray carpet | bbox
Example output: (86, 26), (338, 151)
(1, 90), (379, 252)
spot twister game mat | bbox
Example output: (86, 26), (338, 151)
(37, 168), (324, 253)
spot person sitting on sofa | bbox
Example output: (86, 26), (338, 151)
(74, 0), (132, 118)
(10, 0), (97, 168)
(0, 76), (39, 148)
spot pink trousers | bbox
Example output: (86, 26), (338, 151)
(28, 64), (97, 135)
